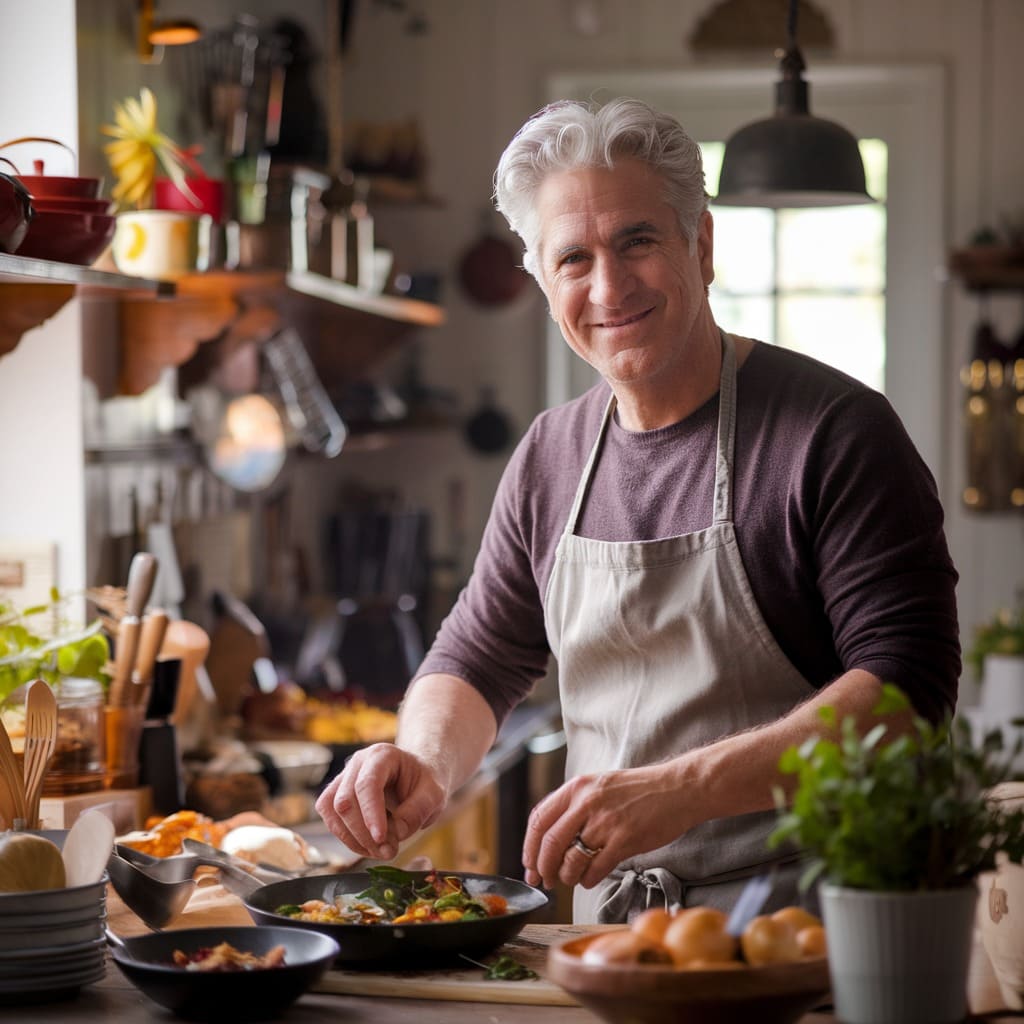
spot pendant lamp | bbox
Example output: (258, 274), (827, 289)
(715, 0), (872, 208)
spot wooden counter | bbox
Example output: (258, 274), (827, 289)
(0, 878), (1015, 1023)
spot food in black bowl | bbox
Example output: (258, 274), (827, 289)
(109, 925), (339, 1021)
(244, 866), (549, 966)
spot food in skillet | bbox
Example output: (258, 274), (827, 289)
(171, 941), (287, 972)
(275, 866), (510, 925)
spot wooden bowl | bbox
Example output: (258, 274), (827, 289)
(546, 930), (831, 1024)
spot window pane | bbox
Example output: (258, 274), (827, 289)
(701, 141), (724, 195)
(778, 296), (885, 391)
(710, 294), (775, 344)
(711, 208), (775, 293)
(860, 139), (888, 202)
(777, 206), (886, 291)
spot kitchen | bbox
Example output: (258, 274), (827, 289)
(1, 0), (1023, 1021)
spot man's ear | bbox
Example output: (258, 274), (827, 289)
(698, 210), (715, 288)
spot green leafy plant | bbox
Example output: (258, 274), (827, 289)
(965, 604), (1024, 679)
(769, 684), (1024, 892)
(0, 590), (110, 703)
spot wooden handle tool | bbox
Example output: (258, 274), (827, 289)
(133, 608), (169, 709)
(108, 551), (158, 706)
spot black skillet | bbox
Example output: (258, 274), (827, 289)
(243, 870), (549, 966)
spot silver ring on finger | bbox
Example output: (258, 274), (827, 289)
(570, 833), (602, 859)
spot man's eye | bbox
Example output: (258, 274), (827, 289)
(560, 252), (586, 266)
(625, 236), (653, 249)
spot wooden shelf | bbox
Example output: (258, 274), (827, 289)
(115, 269), (446, 395)
(0, 252), (172, 358)
(947, 249), (1024, 292)
(3, 254), (446, 394)
(0, 252), (172, 294)
(284, 270), (445, 327)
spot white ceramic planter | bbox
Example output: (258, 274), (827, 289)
(820, 882), (978, 1024)
(981, 654), (1024, 721)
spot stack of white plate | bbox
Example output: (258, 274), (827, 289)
(0, 837), (107, 1003)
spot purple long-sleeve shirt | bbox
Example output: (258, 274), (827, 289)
(417, 341), (960, 727)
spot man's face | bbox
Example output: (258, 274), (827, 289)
(534, 159), (714, 392)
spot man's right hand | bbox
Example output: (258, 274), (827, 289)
(314, 742), (448, 860)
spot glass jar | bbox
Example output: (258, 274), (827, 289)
(42, 678), (106, 795)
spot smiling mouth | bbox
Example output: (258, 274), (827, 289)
(597, 308), (652, 328)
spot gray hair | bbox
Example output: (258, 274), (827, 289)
(493, 97), (709, 278)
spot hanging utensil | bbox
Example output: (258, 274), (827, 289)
(465, 386), (513, 454)
(21, 679), (57, 829)
(264, 326), (348, 457)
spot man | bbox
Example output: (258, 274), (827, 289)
(316, 98), (959, 921)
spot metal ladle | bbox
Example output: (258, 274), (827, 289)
(107, 852), (198, 930)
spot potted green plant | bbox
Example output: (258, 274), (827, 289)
(0, 590), (109, 703)
(770, 684), (1024, 1024)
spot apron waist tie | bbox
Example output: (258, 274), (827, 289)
(595, 855), (804, 923)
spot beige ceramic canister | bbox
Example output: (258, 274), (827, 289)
(978, 782), (1024, 1010)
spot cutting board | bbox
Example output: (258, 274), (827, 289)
(313, 923), (597, 1006)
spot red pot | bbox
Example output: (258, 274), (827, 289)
(154, 177), (225, 224)
(0, 171), (33, 253)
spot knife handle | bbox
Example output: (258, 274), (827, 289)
(109, 616), (140, 707)
(135, 609), (169, 686)
(133, 609), (169, 708)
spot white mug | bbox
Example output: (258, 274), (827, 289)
(111, 209), (211, 279)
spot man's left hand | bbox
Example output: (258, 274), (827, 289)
(521, 762), (692, 890)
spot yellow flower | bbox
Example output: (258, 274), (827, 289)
(101, 88), (192, 210)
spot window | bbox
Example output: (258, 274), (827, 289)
(703, 140), (889, 392)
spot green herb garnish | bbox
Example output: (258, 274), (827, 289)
(484, 955), (539, 981)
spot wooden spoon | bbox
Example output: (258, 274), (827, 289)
(22, 679), (58, 829)
(0, 715), (26, 827)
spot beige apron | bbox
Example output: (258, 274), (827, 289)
(544, 332), (815, 923)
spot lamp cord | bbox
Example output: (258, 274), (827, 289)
(786, 0), (799, 50)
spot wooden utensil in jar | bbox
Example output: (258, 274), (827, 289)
(0, 714), (26, 828)
(22, 679), (58, 829)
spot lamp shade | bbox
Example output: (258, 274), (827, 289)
(716, 51), (873, 208)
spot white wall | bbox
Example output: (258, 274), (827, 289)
(0, 1), (86, 597)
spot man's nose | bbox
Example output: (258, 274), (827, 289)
(589, 255), (636, 307)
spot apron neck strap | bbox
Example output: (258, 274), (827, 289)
(564, 328), (739, 536)
(712, 329), (738, 526)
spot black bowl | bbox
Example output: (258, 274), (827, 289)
(244, 870), (549, 966)
(110, 925), (339, 1022)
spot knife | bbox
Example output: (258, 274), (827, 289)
(109, 552), (158, 706)
(133, 608), (169, 709)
